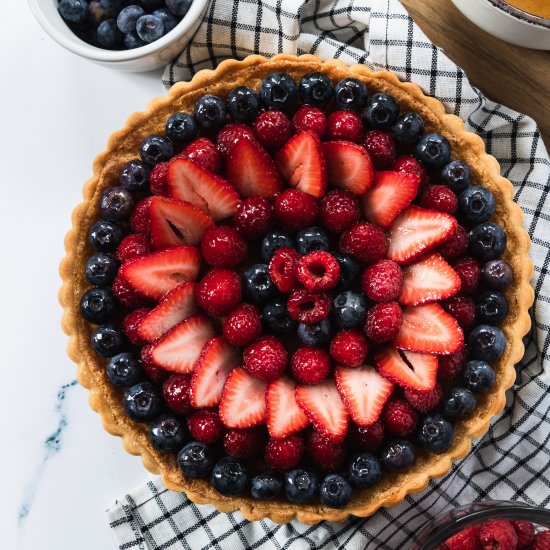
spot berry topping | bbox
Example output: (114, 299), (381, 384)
(404, 382), (442, 413)
(91, 325), (125, 357)
(479, 521), (518, 550)
(333, 252), (361, 292)
(307, 432), (347, 471)
(463, 360), (496, 393)
(382, 398), (418, 437)
(380, 438), (415, 472)
(140, 134), (173, 166)
(262, 298), (297, 336)
(340, 222), (388, 263)
(442, 295), (477, 329)
(481, 259), (514, 290)
(392, 112), (424, 146)
(234, 196), (274, 240)
(320, 474), (352, 508)
(222, 304), (262, 347)
(227, 86), (262, 123)
(187, 410), (224, 444)
(284, 469), (319, 504)
(88, 220), (124, 253)
(265, 436), (305, 469)
(223, 427), (265, 459)
(266, 376), (309, 438)
(348, 421), (385, 452)
(334, 77), (368, 111)
(458, 186), (496, 224)
(415, 133), (451, 168)
(80, 287), (118, 324)
(124, 381), (163, 422)
(439, 346), (469, 385)
(195, 269), (242, 317)
(290, 347), (331, 385)
(273, 188), (318, 232)
(86, 253), (119, 287)
(165, 112), (198, 145)
(452, 256), (481, 295)
(216, 122), (256, 156)
(252, 110), (293, 153)
(392, 155), (429, 187)
(417, 414), (454, 453)
(200, 225), (248, 268)
(348, 452), (382, 489)
(297, 319), (332, 347)
(364, 93), (399, 129)
(100, 186), (134, 222)
(297, 251), (341, 291)
(299, 72), (334, 106)
(130, 197), (153, 233)
(242, 263), (277, 305)
(363, 130), (396, 169)
(149, 415), (187, 452)
(112, 274), (148, 309)
(364, 301), (402, 343)
(268, 247), (300, 293)
(442, 159), (472, 193)
(362, 259), (403, 303)
(469, 325), (506, 362)
(287, 289), (331, 324)
(106, 352), (143, 387)
(163, 373), (193, 415)
(469, 222), (507, 261)
(295, 226), (330, 254)
(122, 307), (150, 345)
(243, 335), (288, 382)
(177, 441), (214, 479)
(438, 225), (469, 260)
(511, 520), (535, 548)
(211, 457), (249, 497)
(330, 330), (368, 367)
(194, 95), (227, 131)
(292, 105), (326, 138)
(323, 141), (374, 194)
(443, 387), (476, 419)
(117, 234), (151, 263)
(141, 344), (170, 384)
(375, 347), (437, 391)
(181, 137), (223, 174)
(250, 471), (283, 500)
(326, 111), (363, 143)
(260, 73), (298, 111)
(119, 159), (150, 192)
(420, 185), (458, 214)
(319, 189), (361, 233)
(261, 229), (295, 261)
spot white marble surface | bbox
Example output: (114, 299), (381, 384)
(2, 4), (169, 549)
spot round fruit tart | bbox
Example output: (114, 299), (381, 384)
(60, 54), (533, 523)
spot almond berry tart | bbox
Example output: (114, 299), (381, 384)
(60, 54), (533, 524)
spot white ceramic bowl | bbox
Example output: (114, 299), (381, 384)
(28, 0), (209, 71)
(452, 0), (550, 49)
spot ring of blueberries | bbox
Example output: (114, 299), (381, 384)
(79, 70), (513, 509)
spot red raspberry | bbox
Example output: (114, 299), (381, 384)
(348, 421), (385, 452)
(297, 251), (341, 291)
(452, 257), (481, 295)
(122, 307), (151, 345)
(439, 225), (469, 260)
(253, 110), (293, 152)
(222, 304), (262, 347)
(511, 520), (535, 548)
(274, 188), (318, 232)
(292, 105), (326, 138)
(325, 111), (363, 143)
(195, 268), (241, 316)
(438, 345), (468, 385)
(528, 530), (550, 549)
(117, 234), (150, 263)
(441, 526), (481, 550)
(200, 225), (248, 268)
(421, 185), (458, 214)
(479, 521), (517, 550)
(392, 155), (430, 188)
(340, 222), (388, 264)
(287, 289), (331, 324)
(131, 197), (154, 234)
(181, 138), (223, 174)
(112, 274), (149, 309)
(224, 427), (265, 459)
(330, 330), (368, 367)
(362, 260), (403, 303)
(243, 335), (288, 382)
(363, 130), (396, 169)
(234, 196), (274, 240)
(442, 296), (477, 329)
(382, 398), (418, 436)
(319, 189), (361, 233)
(264, 435), (305, 469)
(149, 162), (169, 196)
(364, 302), (403, 343)
(404, 382), (443, 413)
(187, 409), (224, 444)
(290, 346), (331, 385)
(140, 344), (170, 384)
(307, 431), (347, 471)
(216, 122), (256, 155)
(163, 373), (193, 415)
(268, 247), (300, 293)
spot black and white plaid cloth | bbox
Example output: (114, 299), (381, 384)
(106, 1), (550, 548)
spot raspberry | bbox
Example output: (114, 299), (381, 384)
(243, 335), (288, 382)
(439, 225), (469, 260)
(330, 330), (368, 367)
(216, 122), (256, 155)
(274, 188), (318, 232)
(319, 189), (361, 233)
(140, 344), (170, 384)
(292, 105), (326, 138)
(478, 521), (517, 550)
(382, 398), (418, 436)
(200, 225), (248, 268)
(442, 296), (477, 329)
(163, 373), (193, 415)
(452, 256), (481, 295)
(441, 526), (481, 550)
(361, 260), (403, 303)
(195, 268), (241, 316)
(130, 197), (153, 233)
(264, 435), (305, 469)
(122, 307), (151, 345)
(224, 427), (265, 458)
(181, 137), (223, 174)
(222, 303), (262, 347)
(325, 110), (363, 143)
(187, 409), (224, 444)
(438, 345), (468, 385)
(253, 110), (293, 152)
(290, 346), (331, 385)
(287, 289), (331, 324)
(404, 382), (443, 412)
(112, 274), (148, 308)
(421, 185), (458, 214)
(116, 234), (150, 263)
(348, 421), (385, 452)
(268, 247), (300, 293)
(528, 530), (550, 550)
(149, 162), (169, 196)
(297, 251), (341, 291)
(234, 196), (274, 240)
(307, 431), (347, 471)
(364, 302), (403, 343)
(340, 222), (388, 263)
(511, 520), (535, 548)
(363, 130), (396, 169)
(392, 155), (430, 189)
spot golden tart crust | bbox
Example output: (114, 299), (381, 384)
(59, 54), (534, 524)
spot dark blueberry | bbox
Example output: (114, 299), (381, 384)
(194, 95), (227, 131)
(124, 32), (146, 49)
(106, 352), (143, 387)
(469, 222), (507, 261)
(363, 93), (399, 130)
(85, 253), (119, 286)
(152, 8), (178, 33)
(250, 470), (283, 500)
(99, 0), (126, 16)
(297, 319), (331, 346)
(458, 186), (496, 225)
(91, 325), (125, 357)
(284, 469), (319, 504)
(136, 15), (164, 43)
(211, 457), (249, 496)
(299, 72), (334, 107)
(96, 19), (124, 49)
(137, 0), (164, 9)
(415, 133), (451, 168)
(442, 387), (476, 420)
(124, 381), (163, 422)
(349, 452), (382, 489)
(380, 439), (415, 472)
(481, 260), (514, 290)
(166, 0), (192, 17)
(392, 112), (424, 146)
(88, 0), (108, 25)
(463, 360), (496, 393)
(334, 77), (368, 111)
(417, 414), (454, 453)
(469, 324), (506, 362)
(260, 73), (298, 111)
(177, 441), (214, 478)
(99, 186), (134, 222)
(319, 474), (352, 508)
(165, 112), (198, 144)
(262, 298), (297, 335)
(80, 287), (118, 324)
(88, 221), (123, 252)
(261, 230), (295, 262)
(333, 252), (360, 291)
(140, 134), (174, 166)
(227, 86), (262, 123)
(119, 160), (150, 192)
(149, 415), (187, 452)
(331, 291), (366, 329)
(58, 0), (88, 23)
(242, 264), (277, 305)
(476, 291), (509, 325)
(117, 5), (145, 33)
(295, 226), (330, 255)
(442, 160), (472, 193)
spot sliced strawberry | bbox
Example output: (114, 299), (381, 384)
(219, 367), (267, 428)
(394, 303), (464, 355)
(138, 282), (197, 342)
(399, 253), (461, 306)
(295, 380), (349, 442)
(362, 171), (420, 229)
(388, 206), (457, 265)
(120, 246), (201, 301)
(275, 131), (327, 198)
(190, 336), (240, 408)
(150, 315), (215, 373)
(335, 365), (394, 427)
(323, 141), (374, 195)
(226, 138), (283, 198)
(266, 376), (309, 439)
(374, 347), (438, 391)
(167, 158), (240, 220)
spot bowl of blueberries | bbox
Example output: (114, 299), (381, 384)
(28, 0), (209, 71)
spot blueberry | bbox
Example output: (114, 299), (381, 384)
(91, 325), (125, 357)
(364, 93), (399, 130)
(211, 457), (249, 496)
(299, 72), (334, 107)
(124, 381), (162, 422)
(242, 264), (277, 305)
(99, 0), (126, 16)
(166, 0), (192, 17)
(482, 260), (513, 290)
(137, 0), (164, 9)
(117, 5), (145, 33)
(149, 415), (187, 452)
(227, 86), (262, 123)
(99, 186), (134, 222)
(392, 112), (424, 146)
(349, 453), (382, 489)
(88, 0), (108, 25)
(458, 186), (496, 225)
(88, 221), (123, 252)
(124, 32), (146, 49)
(119, 160), (150, 192)
(140, 134), (174, 165)
(463, 360), (496, 393)
(58, 0), (88, 23)
(319, 474), (352, 508)
(80, 287), (118, 324)
(297, 319), (331, 346)
(417, 414), (454, 453)
(250, 470), (283, 500)
(442, 160), (472, 193)
(193, 95), (227, 131)
(152, 8), (178, 33)
(106, 352), (143, 387)
(96, 19), (124, 49)
(469, 222), (507, 261)
(85, 253), (119, 286)
(260, 73), (298, 111)
(469, 324), (506, 362)
(136, 15), (164, 43)
(261, 230), (295, 262)
(380, 439), (415, 472)
(334, 77), (368, 111)
(476, 291), (509, 325)
(177, 441), (214, 478)
(165, 112), (198, 144)
(295, 226), (330, 255)
(416, 133), (451, 168)
(262, 298), (297, 335)
(333, 252), (360, 291)
(442, 387), (476, 420)
(284, 469), (319, 504)
(331, 291), (366, 329)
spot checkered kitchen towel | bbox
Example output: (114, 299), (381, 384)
(106, 0), (550, 548)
